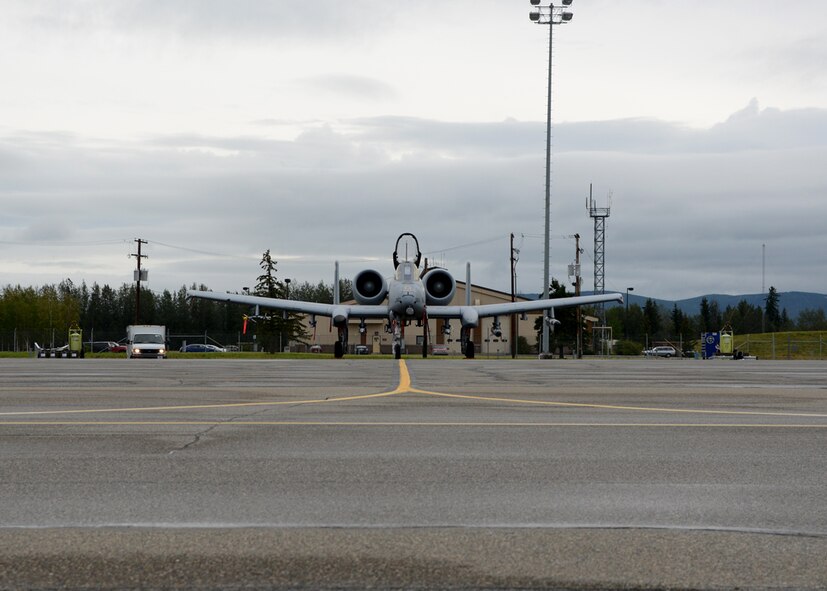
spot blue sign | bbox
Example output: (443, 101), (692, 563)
(702, 332), (720, 359)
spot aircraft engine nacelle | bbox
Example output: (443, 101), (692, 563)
(353, 269), (388, 305)
(422, 268), (456, 306)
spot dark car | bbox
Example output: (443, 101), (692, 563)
(179, 344), (226, 353)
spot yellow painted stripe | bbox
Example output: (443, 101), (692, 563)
(408, 388), (827, 419)
(396, 359), (412, 393)
(0, 391), (401, 417)
(0, 362), (411, 417)
(2, 360), (825, 422)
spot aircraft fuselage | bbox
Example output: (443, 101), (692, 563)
(388, 261), (426, 320)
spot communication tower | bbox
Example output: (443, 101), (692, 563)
(588, 184), (611, 322)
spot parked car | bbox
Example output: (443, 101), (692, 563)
(354, 345), (370, 355)
(431, 345), (450, 356)
(309, 345), (323, 353)
(644, 346), (677, 358)
(86, 341), (120, 353)
(179, 344), (226, 353)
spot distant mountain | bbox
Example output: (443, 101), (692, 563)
(518, 291), (827, 319)
(629, 292), (827, 319)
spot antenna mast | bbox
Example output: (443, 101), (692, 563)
(588, 184), (611, 323)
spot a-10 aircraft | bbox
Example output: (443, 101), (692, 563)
(187, 233), (622, 359)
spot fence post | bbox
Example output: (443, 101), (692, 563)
(771, 333), (776, 360)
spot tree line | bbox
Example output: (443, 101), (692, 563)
(606, 286), (827, 351)
(535, 283), (827, 356)
(0, 251), (354, 352)
(3, 266), (825, 353)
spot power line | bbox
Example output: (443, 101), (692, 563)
(422, 235), (507, 256)
(149, 240), (255, 260)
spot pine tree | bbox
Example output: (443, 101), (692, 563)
(765, 286), (781, 332)
(254, 250), (307, 353)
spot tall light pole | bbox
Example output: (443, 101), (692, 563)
(281, 278), (292, 353)
(625, 287), (634, 340)
(529, 0), (574, 355)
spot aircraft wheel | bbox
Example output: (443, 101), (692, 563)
(334, 341), (344, 359)
(393, 344), (401, 360)
(465, 342), (475, 359)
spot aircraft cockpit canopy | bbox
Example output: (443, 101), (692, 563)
(393, 232), (422, 269)
(396, 261), (419, 281)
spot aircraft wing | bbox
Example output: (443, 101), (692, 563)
(426, 292), (623, 319)
(186, 290), (390, 319)
(188, 290), (622, 320)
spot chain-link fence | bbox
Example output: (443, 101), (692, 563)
(736, 333), (827, 360)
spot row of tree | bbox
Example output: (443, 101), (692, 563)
(2, 256), (825, 353)
(538, 283), (827, 355)
(608, 286), (827, 346)
(0, 251), (353, 352)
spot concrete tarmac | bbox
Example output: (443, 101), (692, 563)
(1, 357), (826, 590)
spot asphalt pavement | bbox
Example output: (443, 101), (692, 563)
(1, 356), (826, 590)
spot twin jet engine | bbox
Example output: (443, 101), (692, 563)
(352, 267), (456, 307)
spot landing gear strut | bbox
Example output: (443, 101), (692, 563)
(389, 313), (403, 359)
(421, 309), (429, 358)
(334, 326), (348, 359)
(461, 326), (475, 359)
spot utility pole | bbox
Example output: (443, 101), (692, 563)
(574, 233), (582, 358)
(761, 243), (766, 333)
(130, 239), (148, 325)
(511, 233), (518, 358)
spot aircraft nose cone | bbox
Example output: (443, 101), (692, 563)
(399, 293), (416, 317)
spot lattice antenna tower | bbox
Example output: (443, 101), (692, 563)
(588, 184), (611, 321)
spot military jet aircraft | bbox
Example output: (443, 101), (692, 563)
(187, 233), (622, 359)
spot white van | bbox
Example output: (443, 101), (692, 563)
(126, 325), (167, 359)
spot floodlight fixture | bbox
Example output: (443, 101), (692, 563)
(525, 1), (575, 355)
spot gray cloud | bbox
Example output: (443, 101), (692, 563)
(1, 102), (825, 300)
(555, 100), (827, 153)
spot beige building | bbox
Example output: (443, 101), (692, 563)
(296, 282), (542, 356)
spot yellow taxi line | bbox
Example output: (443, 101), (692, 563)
(2, 360), (826, 421)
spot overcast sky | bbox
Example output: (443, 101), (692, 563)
(2, 0), (826, 301)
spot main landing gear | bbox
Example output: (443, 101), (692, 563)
(389, 313), (403, 359)
(334, 326), (348, 359)
(461, 326), (475, 359)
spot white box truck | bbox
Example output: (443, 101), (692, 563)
(126, 325), (168, 359)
